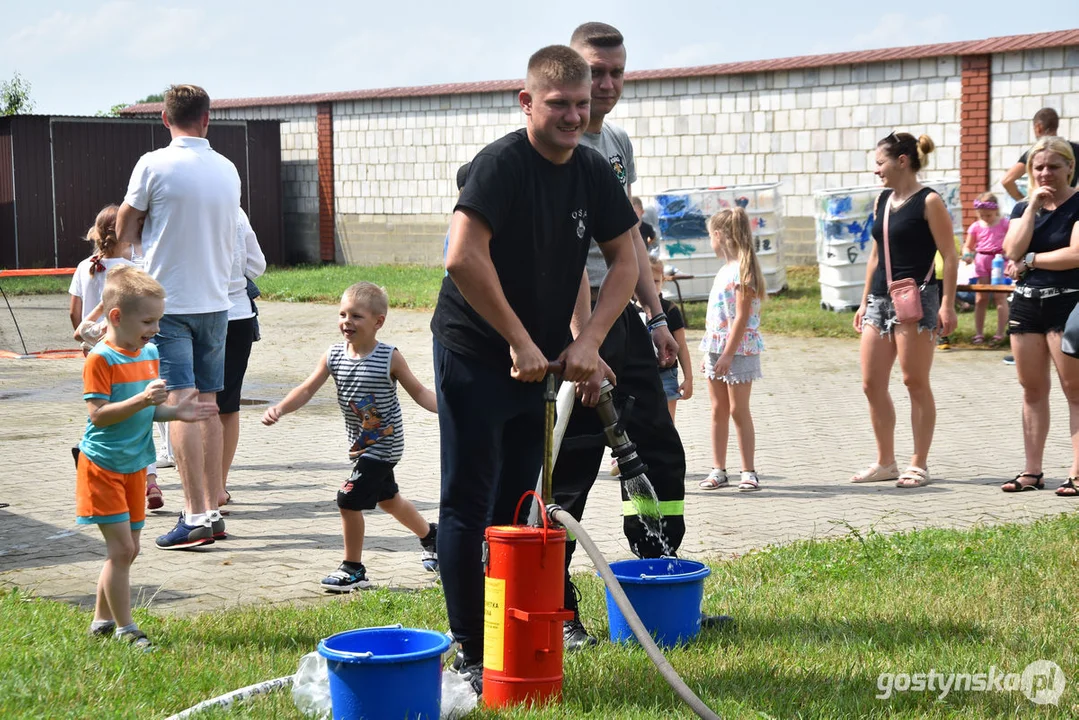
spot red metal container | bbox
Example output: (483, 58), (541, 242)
(482, 492), (574, 708)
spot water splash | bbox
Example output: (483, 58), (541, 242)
(621, 472), (673, 557)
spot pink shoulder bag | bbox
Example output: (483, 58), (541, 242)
(883, 197), (934, 324)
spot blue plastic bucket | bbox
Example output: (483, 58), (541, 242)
(603, 558), (711, 648)
(317, 627), (452, 720)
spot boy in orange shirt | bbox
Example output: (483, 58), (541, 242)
(77, 266), (217, 647)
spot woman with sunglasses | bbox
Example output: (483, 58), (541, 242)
(851, 132), (958, 488)
(999, 137), (1079, 496)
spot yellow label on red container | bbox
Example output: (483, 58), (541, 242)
(483, 576), (506, 672)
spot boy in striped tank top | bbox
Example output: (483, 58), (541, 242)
(263, 282), (439, 591)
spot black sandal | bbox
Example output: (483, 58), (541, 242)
(1056, 478), (1079, 498)
(1002, 472), (1044, 492)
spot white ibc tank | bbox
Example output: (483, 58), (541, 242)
(655, 183), (786, 302)
(814, 179), (963, 312)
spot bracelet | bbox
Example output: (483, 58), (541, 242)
(647, 312), (667, 328)
(647, 320), (668, 333)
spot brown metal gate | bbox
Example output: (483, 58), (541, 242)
(0, 116), (283, 269)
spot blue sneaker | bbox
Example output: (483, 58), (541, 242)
(320, 563), (372, 593)
(155, 514), (214, 550)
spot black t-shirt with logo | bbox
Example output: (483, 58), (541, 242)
(432, 129), (638, 368)
(1011, 193), (1079, 288)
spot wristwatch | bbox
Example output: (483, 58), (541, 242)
(1024, 252), (1036, 268)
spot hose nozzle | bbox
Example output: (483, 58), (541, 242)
(594, 379), (648, 480)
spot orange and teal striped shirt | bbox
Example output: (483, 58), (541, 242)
(79, 340), (159, 473)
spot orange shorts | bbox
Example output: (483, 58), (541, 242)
(75, 453), (146, 530)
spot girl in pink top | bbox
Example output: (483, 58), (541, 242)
(961, 192), (1009, 343)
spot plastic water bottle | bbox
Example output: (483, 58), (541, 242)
(991, 254), (1005, 285)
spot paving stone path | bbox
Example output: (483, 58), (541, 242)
(0, 295), (1072, 614)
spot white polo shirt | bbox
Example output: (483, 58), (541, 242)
(124, 136), (242, 315)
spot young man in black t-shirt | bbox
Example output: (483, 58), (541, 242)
(431, 44), (639, 693)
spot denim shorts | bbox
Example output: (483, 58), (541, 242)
(863, 285), (941, 337)
(155, 311), (228, 393)
(659, 366), (680, 400)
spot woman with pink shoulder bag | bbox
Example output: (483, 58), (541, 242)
(850, 132), (959, 488)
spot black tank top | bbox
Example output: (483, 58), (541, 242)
(870, 187), (940, 296)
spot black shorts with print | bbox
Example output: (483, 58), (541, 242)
(1008, 290), (1079, 336)
(337, 456), (399, 511)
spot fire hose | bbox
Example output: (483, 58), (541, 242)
(165, 365), (722, 719)
(549, 507), (721, 720)
(538, 364), (722, 720)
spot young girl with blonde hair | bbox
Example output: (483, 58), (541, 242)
(961, 191), (1009, 343)
(699, 207), (765, 491)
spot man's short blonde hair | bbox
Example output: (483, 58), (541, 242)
(526, 45), (590, 91)
(102, 265), (166, 314)
(342, 281), (389, 316)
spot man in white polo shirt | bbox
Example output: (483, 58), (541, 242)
(117, 84), (241, 550)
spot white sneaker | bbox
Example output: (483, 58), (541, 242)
(156, 451), (175, 469)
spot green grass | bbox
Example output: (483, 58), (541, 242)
(0, 275), (72, 295)
(681, 266), (1014, 350)
(680, 265), (854, 338)
(257, 264), (445, 307)
(4, 515), (1078, 718)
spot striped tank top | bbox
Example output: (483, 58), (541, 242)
(326, 341), (403, 463)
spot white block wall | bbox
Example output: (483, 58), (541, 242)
(611, 58), (961, 217)
(212, 46), (1079, 231)
(212, 104), (319, 215)
(990, 47), (1079, 182)
(331, 95), (521, 216)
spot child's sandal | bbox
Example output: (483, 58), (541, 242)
(699, 469), (728, 489)
(972, 335), (985, 345)
(116, 629), (153, 650)
(738, 471), (760, 492)
(88, 620), (116, 638)
(146, 482), (164, 510)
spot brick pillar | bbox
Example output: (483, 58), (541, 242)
(959, 54), (991, 211)
(316, 102), (335, 263)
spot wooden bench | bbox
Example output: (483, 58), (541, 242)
(957, 283), (1014, 294)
